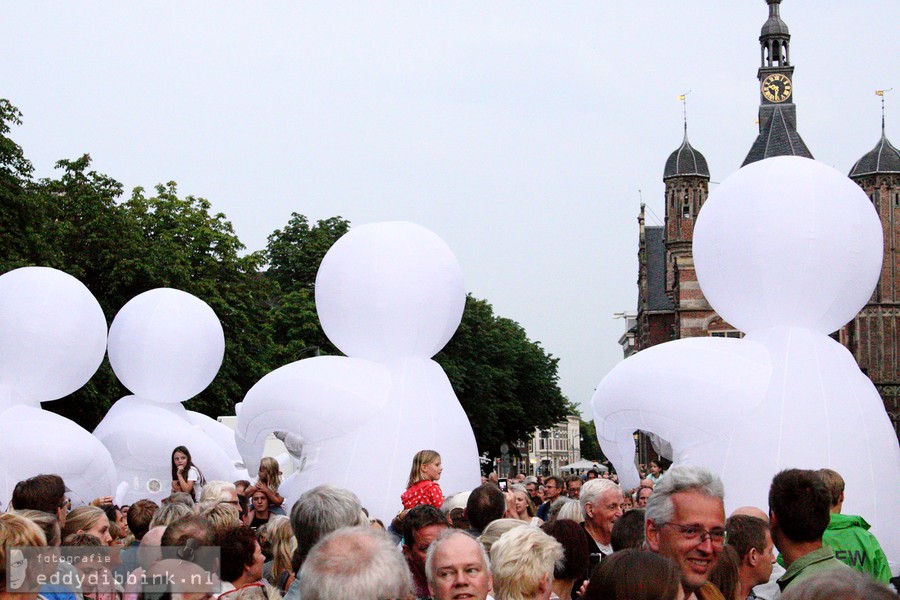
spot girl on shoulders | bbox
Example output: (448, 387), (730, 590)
(401, 449), (443, 509)
(171, 446), (205, 501)
(244, 457), (286, 515)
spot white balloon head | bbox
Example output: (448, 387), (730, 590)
(694, 156), (882, 334)
(107, 288), (225, 403)
(0, 266), (107, 407)
(315, 221), (466, 361)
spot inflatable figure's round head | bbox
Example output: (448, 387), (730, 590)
(694, 156), (882, 334)
(315, 222), (466, 360)
(107, 288), (224, 403)
(0, 267), (107, 404)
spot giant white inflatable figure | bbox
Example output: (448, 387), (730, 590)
(236, 222), (481, 520)
(593, 156), (900, 570)
(93, 288), (242, 505)
(0, 267), (116, 506)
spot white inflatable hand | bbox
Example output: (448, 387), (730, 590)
(236, 355), (391, 476)
(594, 336), (770, 490)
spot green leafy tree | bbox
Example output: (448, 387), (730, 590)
(0, 100), (50, 271)
(436, 295), (569, 456)
(264, 213), (350, 362)
(579, 418), (602, 462)
(266, 213), (350, 291)
(121, 183), (275, 419)
(30, 155), (139, 426)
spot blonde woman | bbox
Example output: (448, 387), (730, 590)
(259, 516), (296, 594)
(63, 506), (112, 546)
(510, 484), (542, 526)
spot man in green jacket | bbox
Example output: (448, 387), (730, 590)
(818, 468), (892, 583)
(769, 469), (851, 592)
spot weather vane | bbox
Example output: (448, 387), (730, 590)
(678, 90), (692, 132)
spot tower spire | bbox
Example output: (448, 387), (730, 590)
(743, 0), (812, 166)
(877, 88), (892, 134)
(680, 90), (691, 136)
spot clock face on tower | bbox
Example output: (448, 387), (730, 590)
(761, 73), (792, 103)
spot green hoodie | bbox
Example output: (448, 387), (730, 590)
(822, 513), (892, 583)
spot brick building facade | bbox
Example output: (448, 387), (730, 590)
(629, 0), (900, 438)
(841, 129), (900, 432)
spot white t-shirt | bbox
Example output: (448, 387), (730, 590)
(186, 466), (202, 499)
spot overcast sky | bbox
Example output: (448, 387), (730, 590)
(3, 1), (897, 416)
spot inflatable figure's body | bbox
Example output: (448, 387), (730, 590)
(237, 222), (481, 520)
(0, 267), (116, 506)
(93, 288), (243, 505)
(593, 157), (900, 573)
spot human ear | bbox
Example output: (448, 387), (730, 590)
(645, 520), (661, 552)
(747, 547), (759, 567)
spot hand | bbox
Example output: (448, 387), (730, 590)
(90, 496), (114, 507)
(177, 465), (185, 475)
(172, 481), (180, 492)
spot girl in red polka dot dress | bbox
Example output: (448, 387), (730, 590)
(401, 449), (444, 509)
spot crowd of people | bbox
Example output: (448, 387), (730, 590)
(0, 447), (896, 600)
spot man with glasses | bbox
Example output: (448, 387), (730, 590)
(645, 465), (727, 600)
(523, 477), (541, 505)
(536, 476), (563, 521)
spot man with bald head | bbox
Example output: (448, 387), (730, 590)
(427, 529), (492, 600)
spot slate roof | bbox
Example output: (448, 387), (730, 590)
(742, 105), (813, 166)
(761, 8), (790, 37)
(664, 131), (710, 180)
(849, 131), (900, 177)
(645, 226), (674, 312)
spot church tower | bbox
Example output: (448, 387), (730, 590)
(844, 102), (900, 434)
(743, 0), (813, 166)
(662, 124), (720, 338)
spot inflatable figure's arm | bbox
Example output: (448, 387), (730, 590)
(592, 337), (770, 490)
(184, 410), (241, 462)
(235, 356), (390, 475)
(0, 405), (117, 506)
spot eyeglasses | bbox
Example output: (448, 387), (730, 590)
(662, 523), (726, 545)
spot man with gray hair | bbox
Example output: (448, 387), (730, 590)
(580, 478), (625, 570)
(299, 526), (411, 600)
(284, 484), (367, 600)
(644, 464), (727, 600)
(199, 480), (239, 505)
(426, 529), (492, 600)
